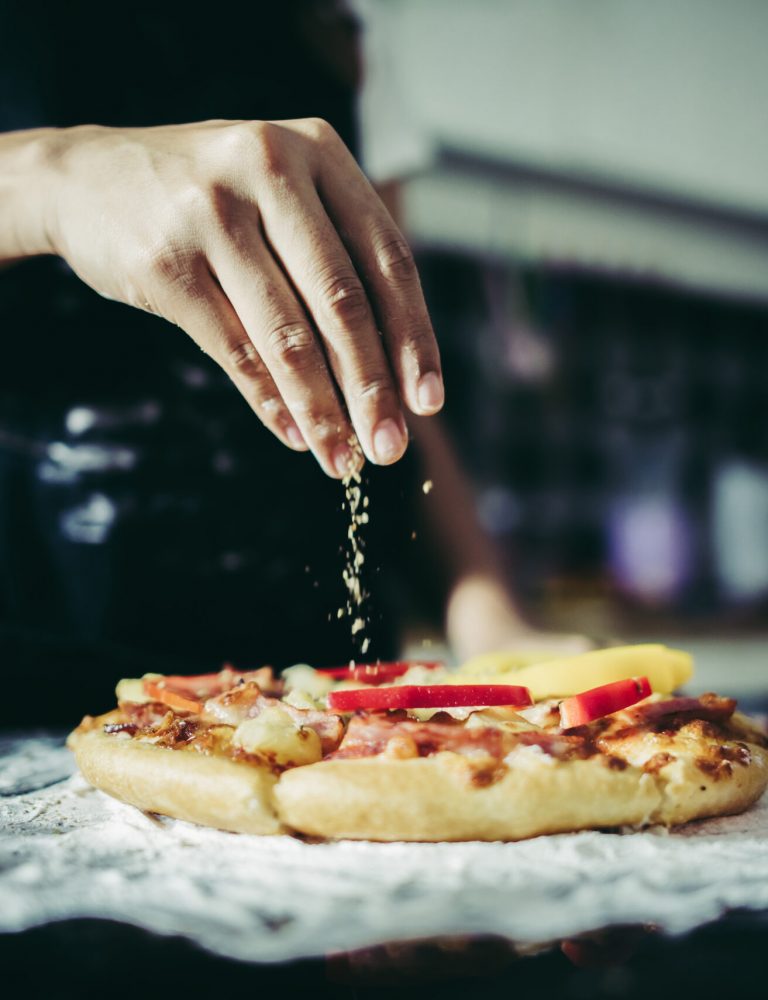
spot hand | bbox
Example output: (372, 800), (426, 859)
(44, 119), (444, 476)
(445, 574), (593, 662)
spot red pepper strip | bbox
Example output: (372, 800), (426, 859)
(327, 683), (532, 712)
(559, 676), (652, 729)
(318, 661), (443, 684)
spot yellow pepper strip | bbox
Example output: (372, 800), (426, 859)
(458, 644), (693, 699)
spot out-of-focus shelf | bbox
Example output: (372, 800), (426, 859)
(404, 153), (768, 305)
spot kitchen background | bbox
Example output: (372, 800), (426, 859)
(356, 0), (768, 692)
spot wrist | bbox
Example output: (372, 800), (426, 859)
(0, 127), (70, 260)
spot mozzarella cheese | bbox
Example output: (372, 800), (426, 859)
(232, 705), (322, 766)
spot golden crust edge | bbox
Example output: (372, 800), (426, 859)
(275, 743), (768, 841)
(67, 720), (284, 835)
(274, 753), (662, 841)
(652, 743), (768, 825)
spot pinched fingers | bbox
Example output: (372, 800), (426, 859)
(314, 131), (444, 418)
(257, 178), (408, 467)
(209, 226), (360, 478)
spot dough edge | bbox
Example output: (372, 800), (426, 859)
(274, 753), (662, 841)
(68, 718), (283, 835)
(275, 744), (768, 841)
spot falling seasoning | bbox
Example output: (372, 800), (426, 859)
(337, 438), (371, 656)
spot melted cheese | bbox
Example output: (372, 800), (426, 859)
(232, 706), (321, 766)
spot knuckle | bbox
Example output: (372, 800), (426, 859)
(172, 181), (211, 219)
(218, 121), (289, 179)
(132, 245), (205, 298)
(250, 386), (286, 422)
(266, 322), (318, 373)
(320, 272), (370, 327)
(402, 325), (437, 362)
(306, 411), (345, 443)
(226, 340), (262, 373)
(355, 372), (394, 404)
(249, 121), (289, 178)
(301, 117), (336, 145)
(375, 232), (417, 283)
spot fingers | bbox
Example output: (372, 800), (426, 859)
(313, 134), (444, 418)
(167, 267), (309, 454)
(208, 221), (361, 478)
(256, 177), (409, 467)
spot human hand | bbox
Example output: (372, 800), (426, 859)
(45, 119), (444, 476)
(445, 574), (593, 663)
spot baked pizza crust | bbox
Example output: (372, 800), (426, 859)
(652, 751), (768, 825)
(274, 752), (662, 841)
(68, 721), (283, 835)
(274, 740), (768, 842)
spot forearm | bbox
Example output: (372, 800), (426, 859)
(0, 128), (60, 264)
(410, 416), (527, 650)
(411, 415), (592, 660)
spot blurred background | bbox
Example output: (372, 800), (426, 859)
(356, 0), (768, 694)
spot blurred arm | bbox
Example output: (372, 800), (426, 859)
(411, 412), (592, 662)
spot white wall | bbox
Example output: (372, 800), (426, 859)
(359, 0), (768, 216)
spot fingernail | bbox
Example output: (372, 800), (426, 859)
(333, 444), (355, 478)
(286, 425), (307, 450)
(417, 372), (444, 412)
(372, 418), (406, 463)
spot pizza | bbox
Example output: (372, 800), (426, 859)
(67, 645), (768, 841)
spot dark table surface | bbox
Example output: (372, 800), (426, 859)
(2, 910), (768, 1000)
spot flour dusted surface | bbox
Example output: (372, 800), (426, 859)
(2, 738), (768, 963)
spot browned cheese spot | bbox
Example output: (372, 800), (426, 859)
(642, 752), (676, 774)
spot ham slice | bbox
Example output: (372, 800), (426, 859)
(619, 693), (736, 726)
(328, 713), (588, 761)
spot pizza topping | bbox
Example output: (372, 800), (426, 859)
(464, 706), (543, 733)
(282, 688), (324, 711)
(203, 682), (343, 753)
(141, 666), (281, 715)
(327, 684), (533, 713)
(232, 706), (322, 767)
(103, 721), (138, 736)
(459, 644), (693, 698)
(381, 733), (420, 759)
(329, 714), (507, 760)
(119, 700), (174, 728)
(328, 713), (587, 762)
(502, 742), (559, 768)
(618, 693), (736, 727)
(318, 661), (443, 685)
(517, 699), (562, 729)
(143, 680), (204, 714)
(642, 751), (677, 773)
(559, 677), (652, 729)
(281, 664), (335, 700)
(115, 674), (163, 705)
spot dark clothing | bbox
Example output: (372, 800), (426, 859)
(0, 0), (417, 724)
